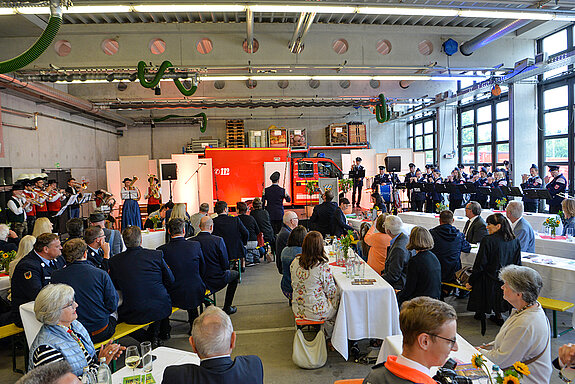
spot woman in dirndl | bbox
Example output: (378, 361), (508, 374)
(121, 177), (142, 230)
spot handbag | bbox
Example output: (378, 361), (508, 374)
(455, 266), (473, 286)
(292, 328), (327, 369)
(257, 232), (265, 247)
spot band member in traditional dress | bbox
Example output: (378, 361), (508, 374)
(145, 175), (162, 214)
(121, 177), (142, 230)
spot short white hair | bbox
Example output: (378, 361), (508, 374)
(385, 215), (403, 236)
(506, 201), (524, 220)
(34, 284), (75, 325)
(283, 211), (297, 225)
(0, 224), (9, 241)
(191, 306), (233, 357)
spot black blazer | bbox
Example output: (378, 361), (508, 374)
(381, 233), (411, 290)
(191, 232), (230, 293)
(212, 214), (249, 260)
(86, 246), (109, 272)
(310, 201), (338, 237)
(238, 214), (260, 242)
(161, 355), (264, 384)
(158, 237), (206, 310)
(331, 207), (355, 238)
(397, 250), (442, 307)
(109, 246), (174, 324)
(463, 216), (489, 244)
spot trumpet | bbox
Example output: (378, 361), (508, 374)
(70, 180), (89, 189)
(559, 192), (575, 199)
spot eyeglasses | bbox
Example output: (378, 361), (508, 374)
(428, 333), (457, 347)
(61, 300), (76, 310)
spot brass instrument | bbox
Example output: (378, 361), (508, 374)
(128, 176), (138, 188)
(70, 180), (89, 190)
(147, 174), (160, 199)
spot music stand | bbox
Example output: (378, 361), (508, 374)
(445, 184), (459, 194)
(523, 189), (552, 201)
(421, 183), (436, 194)
(410, 183), (424, 193)
(501, 186), (523, 198)
(477, 186), (493, 196)
(434, 184), (449, 194)
(458, 183), (477, 194)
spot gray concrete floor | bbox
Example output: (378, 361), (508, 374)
(1, 261), (573, 383)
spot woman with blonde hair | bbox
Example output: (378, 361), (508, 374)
(9, 235), (37, 279)
(167, 203), (193, 239)
(364, 213), (391, 274)
(32, 217), (53, 238)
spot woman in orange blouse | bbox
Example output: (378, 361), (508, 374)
(364, 213), (391, 274)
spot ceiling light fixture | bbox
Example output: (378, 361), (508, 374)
(248, 5), (355, 13)
(357, 7), (459, 17)
(133, 4), (246, 13)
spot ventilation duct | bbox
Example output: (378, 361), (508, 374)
(460, 19), (531, 56)
(399, 62), (437, 89)
(289, 12), (316, 54)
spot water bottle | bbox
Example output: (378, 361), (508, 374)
(81, 367), (94, 384)
(97, 357), (112, 384)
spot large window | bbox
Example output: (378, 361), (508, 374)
(537, 25), (575, 192)
(407, 112), (436, 164)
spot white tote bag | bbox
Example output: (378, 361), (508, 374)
(292, 328), (328, 369)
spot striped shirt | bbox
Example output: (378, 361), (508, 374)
(33, 344), (98, 376)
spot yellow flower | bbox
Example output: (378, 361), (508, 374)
(471, 353), (484, 369)
(350, 235), (354, 242)
(513, 362), (530, 376)
(502, 375), (520, 384)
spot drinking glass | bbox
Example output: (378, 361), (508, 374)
(125, 346), (140, 375)
(141, 341), (153, 373)
(567, 228), (574, 243)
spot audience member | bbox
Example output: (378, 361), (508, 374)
(397, 226), (441, 307)
(190, 203), (210, 236)
(51, 239), (118, 343)
(237, 201), (261, 265)
(32, 217), (53, 238)
(462, 201), (488, 244)
(16, 361), (80, 384)
(89, 212), (123, 256)
(506, 201), (535, 252)
(144, 203), (170, 229)
(477, 266), (551, 384)
(429, 210), (471, 286)
(28, 284), (123, 377)
(467, 213), (521, 326)
(364, 297), (458, 384)
(250, 197), (276, 259)
(0, 224), (18, 253)
(364, 214), (391, 275)
(11, 233), (65, 325)
(275, 211), (298, 274)
(83, 226), (110, 271)
(212, 201), (248, 270)
(553, 343), (575, 381)
(381, 216), (411, 290)
(9, 235), (36, 279)
(262, 171), (291, 234)
(331, 197), (355, 238)
(158, 218), (206, 331)
(357, 222), (371, 262)
(291, 231), (338, 336)
(165, 203), (193, 242)
(280, 226), (307, 303)
(109, 226), (174, 346)
(193, 216), (239, 315)
(309, 189), (338, 237)
(161, 306), (264, 384)
(562, 198), (575, 237)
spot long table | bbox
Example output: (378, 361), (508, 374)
(141, 229), (167, 249)
(453, 208), (561, 233)
(326, 246), (401, 360)
(398, 211), (575, 259)
(0, 274), (9, 299)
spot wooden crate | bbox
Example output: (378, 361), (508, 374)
(226, 120), (245, 148)
(269, 126), (288, 147)
(289, 128), (307, 148)
(348, 122), (367, 145)
(325, 124), (348, 145)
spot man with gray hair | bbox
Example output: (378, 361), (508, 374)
(162, 306), (263, 383)
(506, 201), (535, 253)
(382, 216), (411, 290)
(463, 201), (488, 244)
(16, 361), (80, 384)
(0, 223), (17, 253)
(275, 211), (298, 274)
(190, 203), (210, 236)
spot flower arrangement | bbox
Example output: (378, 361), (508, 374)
(495, 197), (508, 210)
(472, 354), (530, 384)
(339, 178), (353, 195)
(543, 215), (561, 238)
(435, 202), (448, 213)
(149, 215), (162, 229)
(340, 229), (355, 260)
(0, 250), (17, 274)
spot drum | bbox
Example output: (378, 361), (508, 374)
(379, 184), (392, 203)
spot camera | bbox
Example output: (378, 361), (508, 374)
(433, 358), (472, 384)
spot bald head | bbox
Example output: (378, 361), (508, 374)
(283, 211), (298, 229)
(200, 216), (214, 232)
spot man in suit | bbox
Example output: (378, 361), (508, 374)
(430, 210), (471, 287)
(212, 201), (249, 270)
(381, 216), (411, 290)
(109, 226), (174, 346)
(83, 226), (110, 271)
(89, 212), (124, 256)
(158, 218), (206, 331)
(162, 306), (263, 384)
(11, 233), (65, 325)
(193, 216), (239, 315)
(331, 197), (355, 238)
(275, 211), (298, 274)
(52, 238), (118, 343)
(463, 201), (488, 244)
(506, 201), (535, 253)
(262, 171), (291, 234)
(309, 189), (338, 237)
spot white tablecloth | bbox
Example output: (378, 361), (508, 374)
(112, 346), (200, 384)
(326, 247), (401, 360)
(141, 229), (167, 249)
(376, 334), (494, 381)
(0, 275), (9, 299)
(453, 208), (562, 233)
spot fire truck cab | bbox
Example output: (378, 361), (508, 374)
(291, 157), (343, 205)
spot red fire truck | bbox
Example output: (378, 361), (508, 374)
(204, 148), (343, 206)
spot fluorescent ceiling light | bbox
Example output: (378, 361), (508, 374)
(459, 9), (554, 20)
(134, 4), (246, 13)
(311, 75), (373, 81)
(0, 8), (14, 15)
(248, 5), (355, 13)
(199, 76), (250, 81)
(251, 75), (312, 80)
(65, 6), (133, 14)
(357, 7), (458, 17)
(429, 76), (488, 81)
(16, 7), (50, 14)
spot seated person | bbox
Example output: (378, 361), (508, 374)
(16, 361), (80, 384)
(143, 203), (171, 229)
(161, 306), (264, 384)
(32, 217), (53, 238)
(463, 201), (488, 244)
(190, 203), (210, 237)
(429, 210), (471, 285)
(309, 189), (338, 237)
(364, 296), (458, 384)
(381, 216), (410, 290)
(88, 212), (123, 256)
(0, 223), (18, 253)
(29, 284), (123, 378)
(280, 226), (307, 303)
(397, 226), (441, 307)
(364, 214), (391, 275)
(236, 202), (261, 265)
(506, 201), (535, 253)
(331, 197), (355, 238)
(290, 231), (339, 335)
(51, 239), (118, 343)
(83, 226), (110, 271)
(562, 198), (575, 237)
(477, 266), (552, 384)
(61, 218), (84, 245)
(275, 211), (298, 274)
(371, 192), (387, 213)
(212, 201), (249, 269)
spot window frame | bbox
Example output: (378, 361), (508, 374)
(407, 111), (437, 165)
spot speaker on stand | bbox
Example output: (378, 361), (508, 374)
(161, 163), (177, 202)
(384, 156), (402, 214)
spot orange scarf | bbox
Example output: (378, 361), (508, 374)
(385, 356), (437, 384)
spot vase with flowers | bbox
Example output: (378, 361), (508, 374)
(543, 215), (561, 238)
(435, 202), (448, 213)
(0, 250), (16, 275)
(472, 354), (530, 384)
(340, 230), (355, 276)
(495, 197), (508, 211)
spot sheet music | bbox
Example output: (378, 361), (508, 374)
(55, 194), (78, 217)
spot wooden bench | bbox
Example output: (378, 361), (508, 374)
(295, 318), (325, 331)
(0, 324), (25, 373)
(538, 297), (575, 338)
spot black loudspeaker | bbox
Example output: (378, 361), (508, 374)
(161, 163), (177, 180)
(385, 156), (401, 172)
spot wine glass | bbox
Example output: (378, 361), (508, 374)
(125, 346), (141, 376)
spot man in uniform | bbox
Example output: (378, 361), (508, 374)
(7, 184), (29, 238)
(262, 171), (291, 234)
(546, 165), (567, 214)
(11, 233), (65, 325)
(372, 166), (390, 191)
(472, 167), (490, 209)
(89, 212), (124, 256)
(457, 164), (468, 181)
(351, 157), (365, 208)
(84, 226), (110, 271)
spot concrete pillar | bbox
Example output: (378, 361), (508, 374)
(509, 82), (538, 186)
(437, 105), (458, 174)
